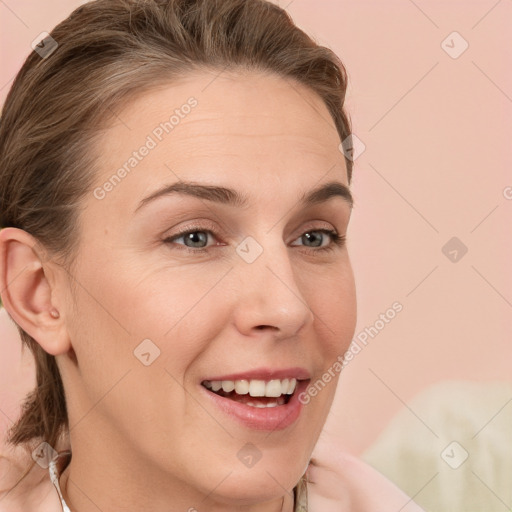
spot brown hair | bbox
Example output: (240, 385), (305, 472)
(0, 0), (353, 449)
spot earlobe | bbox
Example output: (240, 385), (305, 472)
(0, 227), (70, 356)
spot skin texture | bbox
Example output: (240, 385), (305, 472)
(0, 70), (357, 511)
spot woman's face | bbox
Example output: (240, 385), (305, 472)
(57, 70), (356, 505)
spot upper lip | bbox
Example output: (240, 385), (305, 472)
(202, 367), (310, 382)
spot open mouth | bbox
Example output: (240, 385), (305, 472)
(201, 378), (298, 408)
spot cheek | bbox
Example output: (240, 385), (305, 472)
(306, 261), (357, 357)
(125, 262), (233, 364)
(74, 261), (234, 408)
(295, 262), (356, 421)
(63, 260), (212, 454)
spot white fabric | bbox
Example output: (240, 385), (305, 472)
(48, 459), (71, 512)
(363, 380), (512, 511)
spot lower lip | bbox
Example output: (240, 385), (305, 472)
(200, 380), (309, 431)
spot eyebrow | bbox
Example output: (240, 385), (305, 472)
(135, 179), (353, 213)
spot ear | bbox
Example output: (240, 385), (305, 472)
(0, 227), (71, 356)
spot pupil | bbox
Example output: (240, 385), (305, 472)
(304, 232), (321, 247)
(186, 231), (207, 248)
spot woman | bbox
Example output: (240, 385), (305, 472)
(0, 1), (424, 510)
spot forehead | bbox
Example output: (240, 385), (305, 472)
(89, 70), (348, 216)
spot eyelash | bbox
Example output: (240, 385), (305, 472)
(163, 225), (346, 256)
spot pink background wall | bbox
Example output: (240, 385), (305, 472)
(1, 0), (511, 457)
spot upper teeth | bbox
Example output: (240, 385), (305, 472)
(203, 378), (297, 397)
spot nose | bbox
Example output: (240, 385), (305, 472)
(231, 237), (315, 340)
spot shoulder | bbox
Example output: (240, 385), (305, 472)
(306, 432), (425, 512)
(0, 445), (62, 512)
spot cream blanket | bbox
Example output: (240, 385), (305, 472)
(363, 380), (512, 511)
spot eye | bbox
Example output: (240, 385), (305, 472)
(163, 226), (345, 255)
(164, 228), (217, 251)
(290, 229), (346, 254)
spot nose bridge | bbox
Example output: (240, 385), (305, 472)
(232, 233), (314, 337)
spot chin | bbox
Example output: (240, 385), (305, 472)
(203, 464), (302, 505)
